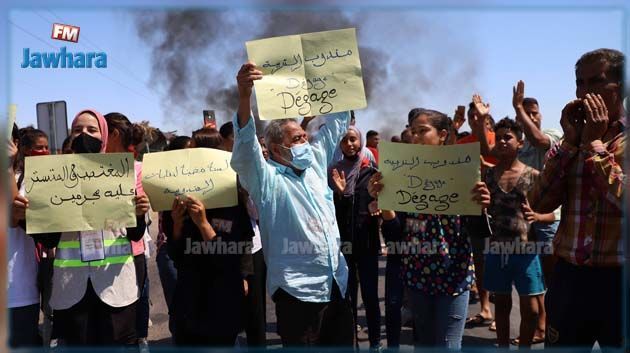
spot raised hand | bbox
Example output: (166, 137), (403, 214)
(472, 94), (491, 117)
(331, 169), (347, 194)
(171, 196), (187, 224)
(581, 93), (609, 144)
(236, 61), (263, 99)
(512, 80), (525, 110)
(560, 99), (585, 146)
(453, 106), (466, 131)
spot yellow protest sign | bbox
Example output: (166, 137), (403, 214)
(141, 148), (238, 211)
(24, 153), (137, 234)
(378, 142), (481, 216)
(246, 28), (366, 120)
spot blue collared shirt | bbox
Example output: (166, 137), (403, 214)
(231, 112), (349, 303)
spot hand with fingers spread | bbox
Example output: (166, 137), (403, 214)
(472, 94), (491, 117)
(512, 80), (525, 110)
(581, 93), (609, 145)
(331, 169), (347, 194)
(560, 99), (585, 146)
(134, 194), (150, 216)
(236, 61), (263, 99)
(471, 182), (491, 209)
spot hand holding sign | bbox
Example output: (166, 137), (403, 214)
(246, 28), (366, 119)
(237, 61), (263, 100)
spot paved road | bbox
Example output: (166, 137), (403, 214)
(146, 214), (544, 349)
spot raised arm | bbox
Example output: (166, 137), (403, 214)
(230, 61), (274, 203)
(512, 80), (551, 149)
(471, 94), (495, 158)
(236, 61), (263, 129)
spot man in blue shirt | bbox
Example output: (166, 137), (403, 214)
(231, 61), (353, 347)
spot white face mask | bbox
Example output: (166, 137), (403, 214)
(278, 142), (314, 170)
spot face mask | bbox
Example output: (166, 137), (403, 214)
(71, 133), (102, 153)
(27, 149), (50, 156)
(278, 142), (314, 170)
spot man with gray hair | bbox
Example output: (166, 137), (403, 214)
(230, 61), (354, 347)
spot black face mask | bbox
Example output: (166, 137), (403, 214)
(71, 133), (102, 153)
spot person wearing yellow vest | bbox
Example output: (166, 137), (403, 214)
(13, 109), (150, 346)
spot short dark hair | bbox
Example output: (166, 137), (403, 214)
(522, 97), (539, 107)
(575, 48), (624, 91)
(192, 128), (223, 149)
(167, 135), (192, 151)
(366, 130), (379, 139)
(219, 121), (234, 139)
(494, 117), (523, 141)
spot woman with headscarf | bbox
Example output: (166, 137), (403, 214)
(328, 126), (382, 350)
(12, 109), (150, 346)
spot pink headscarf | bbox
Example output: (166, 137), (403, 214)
(71, 109), (108, 152)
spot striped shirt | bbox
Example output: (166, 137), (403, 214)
(528, 120), (626, 267)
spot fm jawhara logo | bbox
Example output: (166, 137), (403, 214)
(21, 23), (107, 69)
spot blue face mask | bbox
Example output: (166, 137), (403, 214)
(279, 142), (314, 170)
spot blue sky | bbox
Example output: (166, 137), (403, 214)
(6, 3), (626, 139)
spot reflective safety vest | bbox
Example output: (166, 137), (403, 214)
(50, 230), (139, 310)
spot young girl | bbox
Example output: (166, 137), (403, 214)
(104, 112), (151, 348)
(8, 127), (48, 347)
(328, 126), (381, 349)
(163, 128), (254, 346)
(480, 118), (552, 348)
(369, 108), (487, 350)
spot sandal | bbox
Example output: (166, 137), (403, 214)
(465, 313), (493, 327)
(510, 335), (545, 345)
(489, 320), (496, 331)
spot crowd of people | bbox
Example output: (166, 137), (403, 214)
(7, 47), (625, 351)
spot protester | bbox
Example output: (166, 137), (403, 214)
(365, 130), (380, 163)
(8, 127), (44, 348)
(104, 112), (152, 349)
(164, 128), (254, 346)
(220, 121), (235, 152)
(475, 83), (562, 344)
(12, 109), (150, 346)
(231, 61), (354, 347)
(529, 48), (626, 349)
(155, 135), (191, 340)
(456, 101), (497, 332)
(479, 118), (554, 348)
(369, 108), (489, 350)
(329, 126), (381, 349)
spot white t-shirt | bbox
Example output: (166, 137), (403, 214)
(8, 179), (39, 308)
